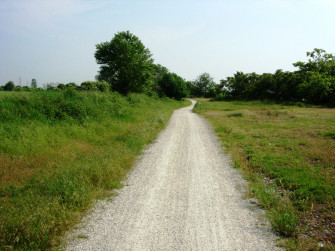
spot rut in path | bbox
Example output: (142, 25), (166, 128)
(66, 100), (281, 250)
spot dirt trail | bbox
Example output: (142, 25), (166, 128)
(66, 100), (280, 250)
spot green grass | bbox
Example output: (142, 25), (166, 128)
(0, 90), (190, 250)
(194, 100), (335, 250)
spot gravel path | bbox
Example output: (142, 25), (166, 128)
(65, 100), (280, 250)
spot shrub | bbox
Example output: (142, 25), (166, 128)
(80, 81), (98, 91)
(96, 81), (109, 92)
(227, 112), (243, 117)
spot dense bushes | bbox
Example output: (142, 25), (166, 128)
(0, 89), (124, 124)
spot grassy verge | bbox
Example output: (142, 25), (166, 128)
(194, 100), (335, 250)
(0, 90), (190, 250)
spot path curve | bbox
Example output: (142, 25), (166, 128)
(66, 100), (280, 250)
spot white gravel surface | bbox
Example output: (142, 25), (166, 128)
(65, 100), (281, 250)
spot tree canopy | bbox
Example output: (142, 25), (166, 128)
(95, 31), (154, 95)
(158, 72), (189, 100)
(31, 79), (37, 88)
(218, 48), (335, 105)
(4, 81), (15, 91)
(192, 73), (216, 97)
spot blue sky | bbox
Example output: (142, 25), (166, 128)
(1, 0), (334, 87)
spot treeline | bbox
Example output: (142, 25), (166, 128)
(1, 31), (191, 100)
(1, 30), (334, 105)
(218, 48), (335, 105)
(0, 80), (111, 93)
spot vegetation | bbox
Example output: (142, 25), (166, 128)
(31, 79), (37, 89)
(4, 81), (15, 91)
(95, 31), (154, 95)
(3, 30), (332, 106)
(158, 72), (189, 100)
(191, 72), (217, 97)
(218, 49), (335, 105)
(1, 28), (334, 249)
(0, 90), (189, 250)
(194, 100), (335, 249)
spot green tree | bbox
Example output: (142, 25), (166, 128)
(293, 48), (335, 75)
(31, 79), (37, 88)
(193, 73), (216, 97)
(150, 64), (169, 95)
(293, 48), (335, 104)
(66, 82), (77, 89)
(158, 72), (189, 100)
(80, 81), (98, 91)
(95, 31), (154, 95)
(4, 81), (15, 91)
(57, 83), (65, 90)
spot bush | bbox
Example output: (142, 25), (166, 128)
(96, 81), (109, 92)
(65, 82), (77, 89)
(80, 81), (98, 91)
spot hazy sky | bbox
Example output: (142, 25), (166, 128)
(1, 0), (334, 86)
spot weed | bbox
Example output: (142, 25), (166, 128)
(270, 205), (299, 237)
(215, 126), (232, 134)
(324, 132), (335, 140)
(227, 112), (243, 117)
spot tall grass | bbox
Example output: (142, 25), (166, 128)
(194, 100), (335, 250)
(0, 90), (189, 250)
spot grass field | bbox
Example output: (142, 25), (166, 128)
(0, 90), (190, 250)
(194, 100), (335, 250)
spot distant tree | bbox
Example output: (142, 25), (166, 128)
(57, 83), (65, 90)
(95, 31), (154, 95)
(149, 64), (169, 94)
(4, 81), (15, 91)
(254, 73), (275, 100)
(31, 79), (37, 88)
(80, 81), (98, 91)
(293, 48), (335, 104)
(22, 86), (30, 92)
(293, 48), (335, 75)
(46, 83), (58, 90)
(158, 72), (189, 100)
(66, 82), (77, 89)
(193, 73), (216, 97)
(273, 70), (299, 101)
(15, 86), (23, 92)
